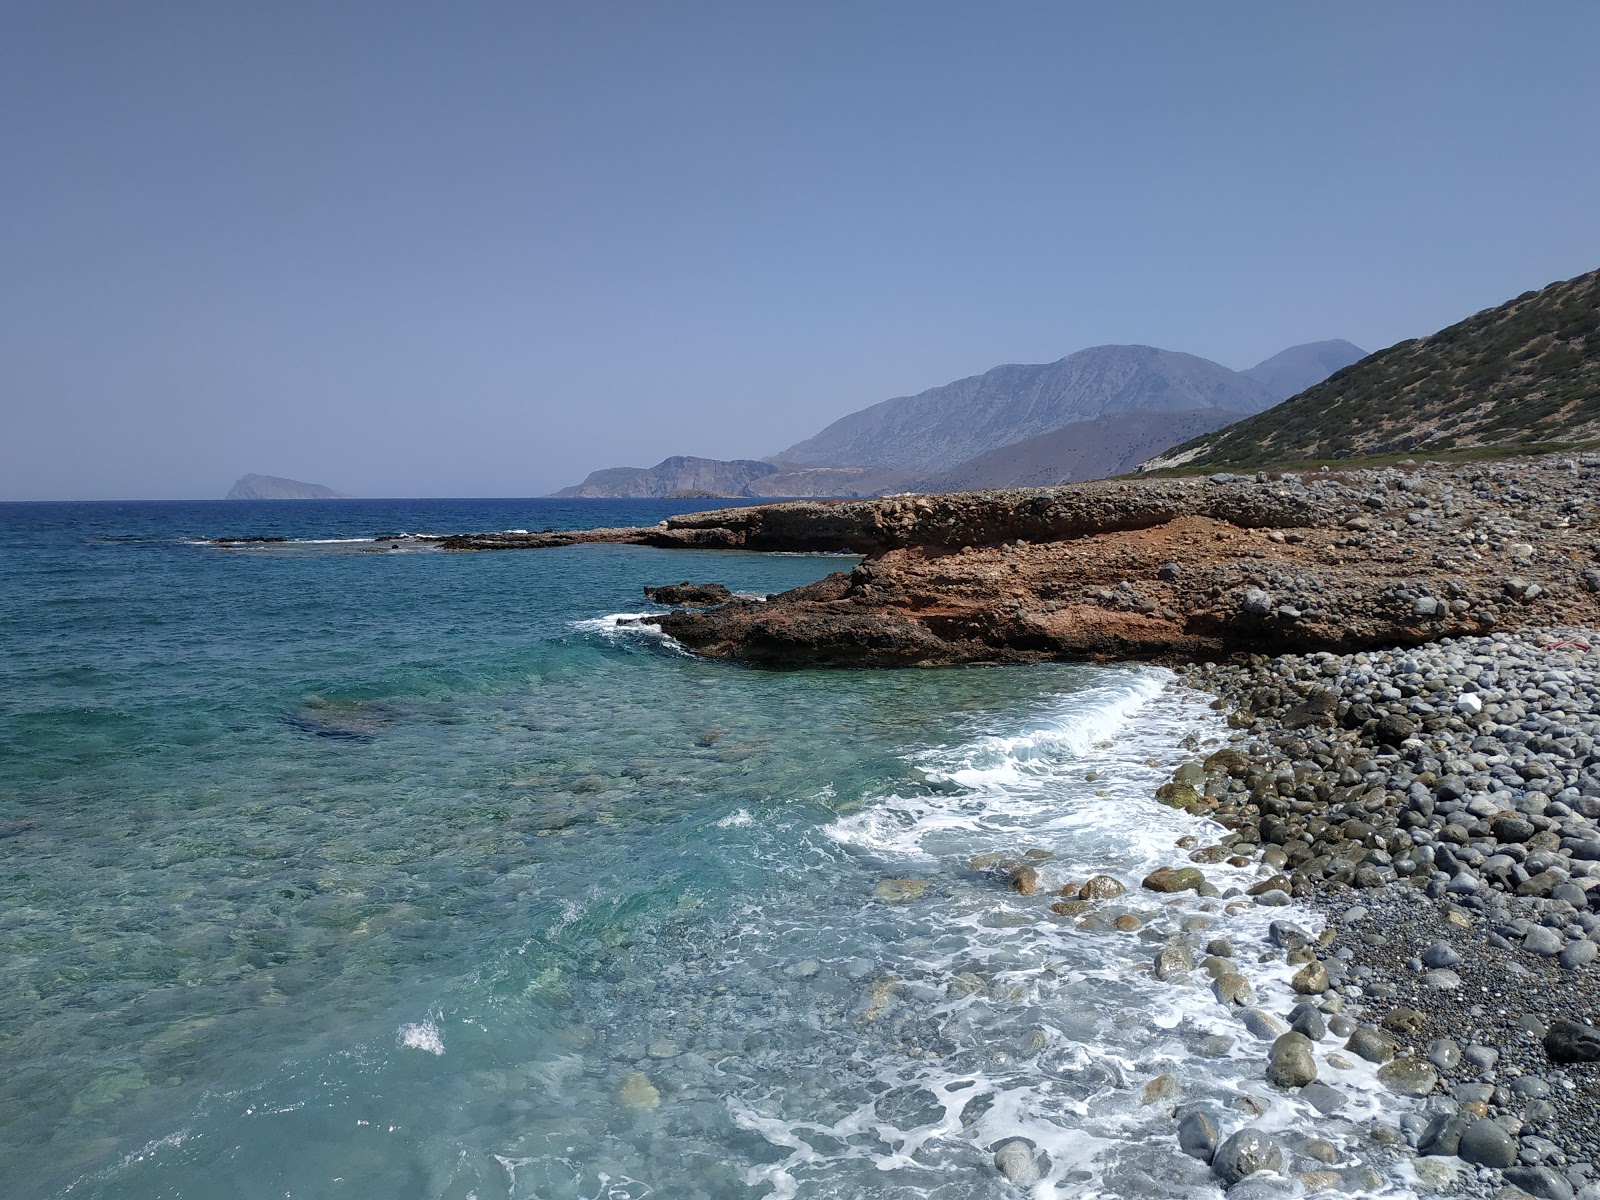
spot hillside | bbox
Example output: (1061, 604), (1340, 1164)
(773, 344), (1281, 472)
(226, 474), (350, 500)
(1151, 267), (1600, 470)
(909, 408), (1248, 492)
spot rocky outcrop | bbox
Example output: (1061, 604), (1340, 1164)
(643, 457), (1600, 665)
(643, 582), (733, 606)
(446, 455), (1600, 669)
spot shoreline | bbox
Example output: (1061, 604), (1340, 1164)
(1148, 629), (1600, 1199)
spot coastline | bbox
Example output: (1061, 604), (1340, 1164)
(1142, 629), (1600, 1199)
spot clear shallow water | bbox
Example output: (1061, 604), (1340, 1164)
(2, 500), (1406, 1199)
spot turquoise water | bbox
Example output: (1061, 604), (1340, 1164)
(1, 500), (1402, 1199)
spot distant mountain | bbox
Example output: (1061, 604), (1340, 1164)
(910, 409), (1250, 492)
(1149, 267), (1600, 471)
(1242, 339), (1367, 402)
(226, 474), (350, 500)
(773, 345), (1287, 473)
(551, 456), (913, 499)
(553, 339), (1360, 498)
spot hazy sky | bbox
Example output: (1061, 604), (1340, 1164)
(3, 2), (1597, 500)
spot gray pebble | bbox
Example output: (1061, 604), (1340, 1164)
(1526, 926), (1566, 956)
(1422, 941), (1462, 968)
(1427, 1038), (1463, 1071)
(1505, 1165), (1578, 1200)
(1459, 1117), (1520, 1167)
(1561, 939), (1598, 969)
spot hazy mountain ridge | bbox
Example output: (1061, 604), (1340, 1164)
(226, 474), (351, 500)
(553, 340), (1363, 497)
(1242, 339), (1368, 403)
(776, 344), (1294, 472)
(1153, 268), (1600, 470)
(552, 456), (913, 499)
(909, 409), (1251, 492)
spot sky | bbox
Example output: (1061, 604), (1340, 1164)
(2, 2), (1598, 500)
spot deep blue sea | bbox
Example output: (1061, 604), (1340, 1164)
(0, 499), (1399, 1199)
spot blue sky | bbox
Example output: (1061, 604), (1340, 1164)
(3, 2), (1597, 499)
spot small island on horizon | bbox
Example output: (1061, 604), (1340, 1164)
(225, 474), (352, 500)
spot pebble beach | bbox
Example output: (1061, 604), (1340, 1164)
(1137, 630), (1600, 1199)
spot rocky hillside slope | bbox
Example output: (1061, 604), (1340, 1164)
(226, 474), (349, 500)
(1152, 267), (1600, 470)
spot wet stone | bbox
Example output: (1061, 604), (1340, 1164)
(1212, 1129), (1285, 1186)
(1505, 1166), (1578, 1200)
(1242, 1008), (1289, 1041)
(1299, 1081), (1346, 1115)
(1266, 1032), (1318, 1088)
(1178, 1109), (1220, 1162)
(1155, 943), (1195, 981)
(1345, 1025), (1398, 1064)
(993, 1139), (1047, 1187)
(1288, 1002), (1327, 1041)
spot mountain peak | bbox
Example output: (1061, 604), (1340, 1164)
(1242, 340), (1367, 403)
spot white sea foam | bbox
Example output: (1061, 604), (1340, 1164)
(717, 808), (754, 828)
(397, 1018), (445, 1055)
(792, 668), (1422, 1197)
(571, 612), (691, 655)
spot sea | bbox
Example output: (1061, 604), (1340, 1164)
(0, 498), (1407, 1199)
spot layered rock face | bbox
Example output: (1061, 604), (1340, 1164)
(640, 457), (1600, 666)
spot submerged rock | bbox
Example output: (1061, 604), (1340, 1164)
(873, 879), (928, 903)
(993, 1139), (1047, 1186)
(617, 1071), (661, 1109)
